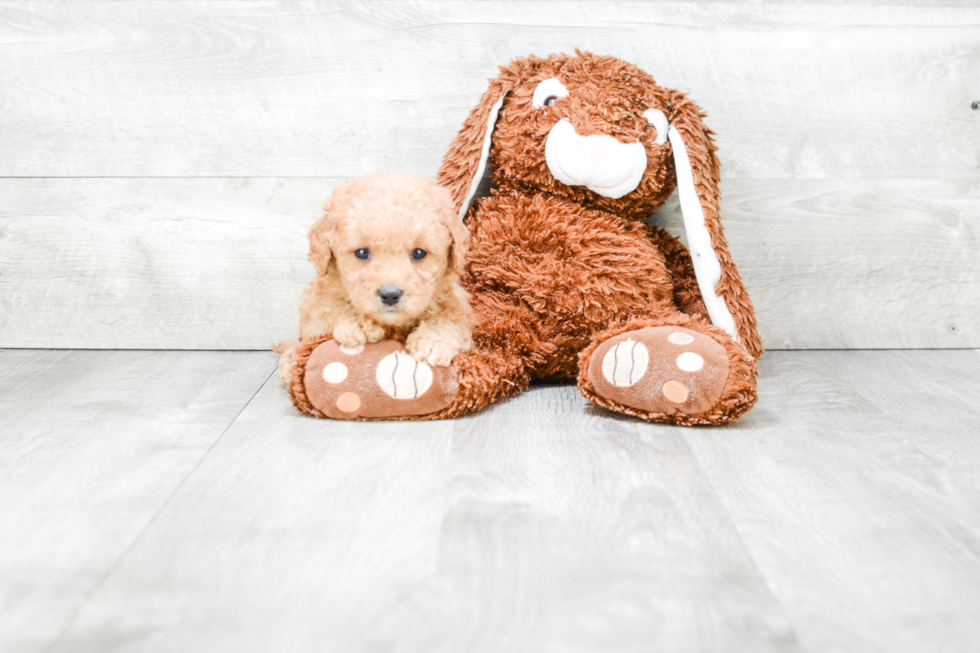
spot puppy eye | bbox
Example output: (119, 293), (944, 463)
(411, 248), (427, 261)
(532, 78), (569, 108)
(354, 248), (370, 260)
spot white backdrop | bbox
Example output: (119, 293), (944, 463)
(1, 1), (977, 349)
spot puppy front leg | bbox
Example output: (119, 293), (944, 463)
(406, 318), (473, 367)
(333, 315), (386, 348)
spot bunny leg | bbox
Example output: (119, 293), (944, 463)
(578, 315), (757, 426)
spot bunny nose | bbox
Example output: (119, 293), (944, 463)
(586, 136), (621, 166)
(378, 285), (403, 306)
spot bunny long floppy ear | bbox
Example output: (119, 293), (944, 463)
(664, 92), (763, 360)
(437, 76), (513, 222)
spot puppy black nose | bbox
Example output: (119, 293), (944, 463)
(378, 285), (403, 306)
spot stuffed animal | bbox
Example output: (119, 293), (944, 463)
(285, 51), (762, 425)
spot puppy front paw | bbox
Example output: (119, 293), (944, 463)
(333, 318), (380, 348)
(406, 320), (470, 367)
(360, 320), (386, 343)
(407, 335), (459, 367)
(332, 321), (365, 348)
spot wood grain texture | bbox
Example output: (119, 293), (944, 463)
(10, 349), (974, 653)
(2, 177), (976, 349)
(684, 349), (980, 653)
(0, 1), (977, 350)
(710, 178), (980, 349)
(0, 177), (334, 349)
(551, 0), (980, 4)
(47, 367), (800, 653)
(0, 349), (276, 653)
(0, 2), (977, 179)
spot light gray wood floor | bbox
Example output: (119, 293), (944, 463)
(2, 349), (979, 653)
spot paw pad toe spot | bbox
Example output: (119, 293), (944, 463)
(322, 362), (348, 383)
(336, 392), (361, 413)
(340, 344), (365, 355)
(661, 381), (689, 404)
(668, 331), (695, 345)
(676, 352), (704, 372)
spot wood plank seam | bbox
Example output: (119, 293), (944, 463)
(41, 365), (277, 650)
(680, 430), (810, 651)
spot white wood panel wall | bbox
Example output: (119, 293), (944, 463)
(1, 1), (977, 349)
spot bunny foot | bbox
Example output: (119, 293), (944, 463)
(296, 339), (458, 420)
(581, 326), (745, 425)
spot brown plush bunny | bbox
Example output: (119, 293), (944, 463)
(285, 51), (762, 425)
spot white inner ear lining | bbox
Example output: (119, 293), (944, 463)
(458, 93), (506, 223)
(667, 125), (739, 341)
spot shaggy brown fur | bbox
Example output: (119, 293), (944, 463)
(284, 52), (762, 425)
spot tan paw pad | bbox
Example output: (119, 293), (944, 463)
(661, 380), (689, 403)
(336, 392), (360, 413)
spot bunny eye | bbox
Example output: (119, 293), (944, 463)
(643, 108), (670, 146)
(532, 78), (569, 108)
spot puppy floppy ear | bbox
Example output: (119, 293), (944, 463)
(307, 196), (336, 276)
(437, 73), (514, 222)
(444, 198), (471, 276)
(662, 91), (763, 360)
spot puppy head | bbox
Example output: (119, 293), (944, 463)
(308, 173), (467, 327)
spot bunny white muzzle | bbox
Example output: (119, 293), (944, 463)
(544, 119), (647, 199)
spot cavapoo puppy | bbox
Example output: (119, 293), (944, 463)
(279, 173), (473, 382)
